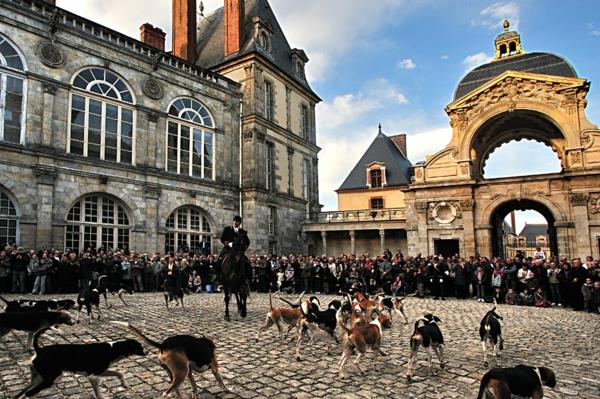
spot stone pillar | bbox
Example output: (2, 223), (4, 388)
(349, 230), (356, 255)
(34, 167), (57, 249)
(555, 221), (574, 259)
(321, 231), (327, 256)
(460, 199), (476, 257)
(379, 229), (385, 255)
(41, 83), (57, 147)
(569, 193), (591, 257)
(415, 201), (429, 254)
(475, 225), (493, 257)
(144, 185), (161, 252)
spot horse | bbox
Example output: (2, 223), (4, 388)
(218, 238), (250, 322)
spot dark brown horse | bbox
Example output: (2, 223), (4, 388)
(219, 238), (249, 321)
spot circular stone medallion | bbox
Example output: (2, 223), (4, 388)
(432, 202), (457, 224)
(142, 77), (164, 100)
(35, 40), (66, 68)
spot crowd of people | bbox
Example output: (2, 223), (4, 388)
(1, 243), (599, 313)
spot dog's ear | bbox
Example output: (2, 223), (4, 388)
(539, 367), (556, 388)
(433, 316), (442, 323)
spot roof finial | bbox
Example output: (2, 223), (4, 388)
(198, 1), (205, 18)
(503, 18), (510, 31)
(378, 123), (382, 134)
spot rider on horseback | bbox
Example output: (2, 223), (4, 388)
(220, 215), (250, 262)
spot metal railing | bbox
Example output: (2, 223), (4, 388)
(504, 245), (551, 259)
(305, 208), (406, 223)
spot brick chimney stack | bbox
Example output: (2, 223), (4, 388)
(224, 0), (245, 57)
(172, 0), (197, 61)
(389, 134), (407, 157)
(140, 23), (166, 51)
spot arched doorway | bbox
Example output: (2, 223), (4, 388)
(490, 199), (557, 258)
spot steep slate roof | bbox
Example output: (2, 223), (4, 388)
(337, 131), (413, 191)
(195, 0), (319, 99)
(518, 223), (548, 246)
(454, 52), (578, 100)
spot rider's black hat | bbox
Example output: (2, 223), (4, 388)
(233, 215), (242, 222)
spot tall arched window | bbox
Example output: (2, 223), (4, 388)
(166, 98), (214, 179)
(165, 206), (212, 253)
(65, 195), (131, 251)
(0, 34), (26, 144)
(68, 67), (135, 164)
(0, 190), (18, 246)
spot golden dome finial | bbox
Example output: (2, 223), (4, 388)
(503, 19), (510, 31)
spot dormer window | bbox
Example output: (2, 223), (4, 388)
(291, 49), (309, 81)
(253, 16), (272, 54)
(366, 162), (387, 188)
(370, 169), (382, 188)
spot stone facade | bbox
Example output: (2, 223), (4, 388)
(0, 0), (242, 253)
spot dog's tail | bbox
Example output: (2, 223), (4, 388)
(269, 291), (273, 311)
(476, 371), (492, 399)
(110, 321), (163, 350)
(32, 327), (50, 353)
(336, 307), (351, 335)
(0, 295), (8, 305)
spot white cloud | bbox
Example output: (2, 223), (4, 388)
(592, 30), (600, 36)
(471, 2), (520, 31)
(397, 58), (417, 70)
(318, 94), (380, 130)
(441, 55), (449, 60)
(462, 52), (493, 72)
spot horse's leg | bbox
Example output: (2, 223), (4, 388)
(240, 288), (247, 318)
(224, 287), (231, 322)
(234, 291), (242, 315)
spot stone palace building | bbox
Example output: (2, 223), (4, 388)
(0, 0), (320, 254)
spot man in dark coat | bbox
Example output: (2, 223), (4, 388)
(219, 215), (251, 283)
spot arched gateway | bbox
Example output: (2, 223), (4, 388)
(406, 20), (600, 259)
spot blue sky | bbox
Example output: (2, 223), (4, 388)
(59, 0), (600, 230)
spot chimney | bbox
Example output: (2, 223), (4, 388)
(389, 134), (407, 157)
(224, 0), (245, 56)
(140, 23), (166, 51)
(172, 0), (197, 61)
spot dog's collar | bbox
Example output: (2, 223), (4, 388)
(533, 367), (543, 386)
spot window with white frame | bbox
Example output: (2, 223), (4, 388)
(166, 98), (214, 179)
(266, 141), (274, 191)
(65, 195), (130, 251)
(0, 190), (18, 246)
(165, 206), (212, 253)
(264, 80), (274, 121)
(268, 206), (276, 236)
(68, 67), (135, 164)
(300, 104), (309, 139)
(0, 35), (26, 145)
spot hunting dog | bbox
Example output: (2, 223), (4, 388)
(377, 296), (409, 324)
(255, 292), (316, 342)
(113, 322), (231, 397)
(476, 365), (556, 399)
(336, 308), (392, 379)
(295, 300), (342, 360)
(0, 296), (76, 313)
(352, 292), (381, 321)
(479, 305), (504, 367)
(406, 314), (446, 381)
(0, 311), (75, 348)
(15, 328), (145, 399)
(94, 275), (134, 308)
(77, 287), (101, 324)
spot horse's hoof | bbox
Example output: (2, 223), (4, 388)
(224, 315), (231, 322)
(241, 310), (247, 318)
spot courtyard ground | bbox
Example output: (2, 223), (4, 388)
(0, 292), (599, 398)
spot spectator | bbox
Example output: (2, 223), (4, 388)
(505, 288), (518, 305)
(0, 250), (10, 293)
(593, 281), (600, 314)
(582, 277), (594, 313)
(189, 270), (202, 293)
(519, 288), (534, 306)
(534, 287), (551, 308)
(32, 253), (51, 295)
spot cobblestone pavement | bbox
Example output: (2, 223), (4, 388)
(1, 292), (599, 398)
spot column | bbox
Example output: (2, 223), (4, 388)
(41, 83), (57, 147)
(379, 229), (385, 255)
(321, 231), (327, 256)
(349, 230), (356, 255)
(34, 167), (57, 249)
(460, 199), (476, 256)
(569, 193), (591, 257)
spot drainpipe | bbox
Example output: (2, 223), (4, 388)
(238, 99), (243, 219)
